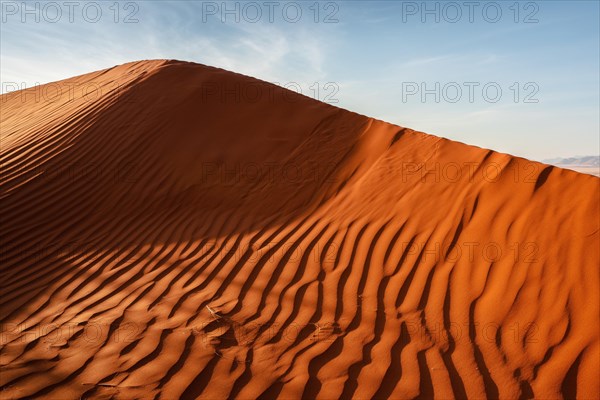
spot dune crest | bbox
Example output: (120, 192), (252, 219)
(1, 60), (598, 399)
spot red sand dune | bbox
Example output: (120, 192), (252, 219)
(1, 60), (598, 399)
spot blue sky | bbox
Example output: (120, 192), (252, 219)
(1, 0), (598, 161)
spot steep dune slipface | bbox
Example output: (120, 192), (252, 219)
(1, 60), (598, 399)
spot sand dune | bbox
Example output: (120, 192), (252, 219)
(1, 60), (598, 399)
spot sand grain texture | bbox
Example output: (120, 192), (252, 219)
(1, 60), (598, 399)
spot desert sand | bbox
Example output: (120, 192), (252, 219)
(0, 60), (598, 399)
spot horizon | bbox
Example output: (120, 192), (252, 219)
(1, 1), (599, 162)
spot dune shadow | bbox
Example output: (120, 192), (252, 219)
(1, 61), (378, 284)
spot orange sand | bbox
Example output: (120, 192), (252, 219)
(1, 60), (598, 399)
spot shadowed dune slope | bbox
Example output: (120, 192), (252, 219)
(1, 60), (598, 399)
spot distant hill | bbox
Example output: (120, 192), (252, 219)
(542, 156), (599, 177)
(543, 155), (600, 167)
